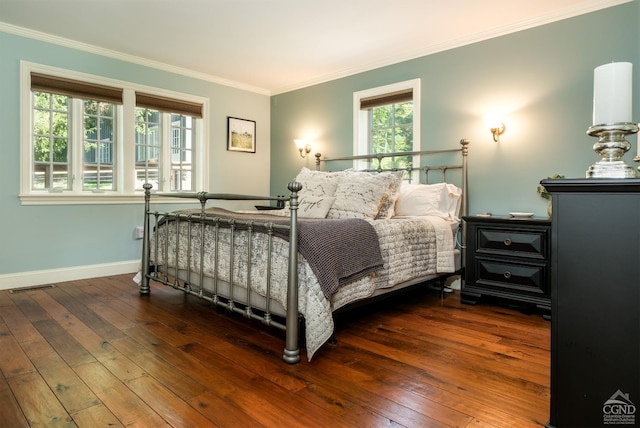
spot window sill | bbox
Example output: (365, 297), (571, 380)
(19, 192), (197, 206)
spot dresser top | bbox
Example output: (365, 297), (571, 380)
(541, 178), (640, 193)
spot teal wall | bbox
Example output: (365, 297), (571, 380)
(270, 2), (640, 217)
(0, 30), (270, 281)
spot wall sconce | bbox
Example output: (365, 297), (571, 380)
(295, 139), (312, 158)
(484, 114), (506, 142)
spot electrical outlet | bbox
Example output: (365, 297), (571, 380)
(134, 226), (144, 239)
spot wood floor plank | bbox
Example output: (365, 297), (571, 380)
(0, 300), (43, 346)
(177, 341), (363, 428)
(336, 329), (547, 422)
(0, 289), (15, 307)
(8, 371), (76, 427)
(46, 283), (127, 342)
(187, 390), (266, 428)
(33, 319), (97, 367)
(0, 315), (36, 378)
(0, 294), (107, 418)
(8, 290), (51, 322)
(125, 374), (217, 428)
(0, 295), (42, 340)
(300, 351), (466, 428)
(29, 290), (148, 383)
(32, 352), (103, 416)
(278, 379), (406, 428)
(70, 403), (125, 428)
(73, 361), (170, 428)
(87, 301), (137, 331)
(0, 370), (29, 427)
(108, 335), (208, 401)
(345, 312), (549, 389)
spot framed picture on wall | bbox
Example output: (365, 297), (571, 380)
(227, 117), (256, 153)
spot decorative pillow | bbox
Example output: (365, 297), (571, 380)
(394, 182), (462, 220)
(293, 167), (345, 198)
(375, 171), (404, 219)
(297, 195), (336, 218)
(327, 171), (404, 219)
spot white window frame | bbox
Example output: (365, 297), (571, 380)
(19, 62), (208, 205)
(353, 79), (420, 178)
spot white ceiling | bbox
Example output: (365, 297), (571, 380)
(0, 0), (631, 95)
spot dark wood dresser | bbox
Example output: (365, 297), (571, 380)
(542, 178), (640, 428)
(461, 215), (551, 315)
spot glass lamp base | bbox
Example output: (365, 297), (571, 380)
(586, 123), (639, 178)
(587, 161), (637, 178)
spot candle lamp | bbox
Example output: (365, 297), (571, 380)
(586, 62), (636, 178)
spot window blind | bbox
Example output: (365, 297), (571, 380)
(30, 72), (123, 104)
(360, 89), (413, 110)
(136, 92), (203, 118)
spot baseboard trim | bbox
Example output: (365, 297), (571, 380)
(0, 260), (139, 291)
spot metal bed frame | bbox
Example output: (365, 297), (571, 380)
(138, 139), (469, 364)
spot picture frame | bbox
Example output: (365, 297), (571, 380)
(227, 117), (256, 153)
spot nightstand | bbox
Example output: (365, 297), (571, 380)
(461, 215), (551, 315)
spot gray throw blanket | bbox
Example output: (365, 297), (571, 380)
(172, 207), (384, 298)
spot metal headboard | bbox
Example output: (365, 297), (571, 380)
(313, 138), (469, 220)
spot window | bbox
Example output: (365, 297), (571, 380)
(32, 91), (71, 190)
(83, 100), (117, 191)
(21, 63), (207, 204)
(353, 79), (420, 179)
(133, 110), (195, 192)
(135, 108), (162, 191)
(169, 114), (194, 191)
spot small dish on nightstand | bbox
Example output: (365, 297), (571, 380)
(509, 212), (534, 218)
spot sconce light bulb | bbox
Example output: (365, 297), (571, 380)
(484, 115), (506, 142)
(295, 139), (312, 158)
(490, 123), (506, 142)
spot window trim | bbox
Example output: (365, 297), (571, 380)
(20, 62), (209, 205)
(353, 79), (421, 174)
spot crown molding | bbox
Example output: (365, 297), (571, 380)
(0, 21), (271, 96)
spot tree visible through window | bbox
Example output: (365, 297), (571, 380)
(368, 99), (413, 173)
(354, 79), (420, 180)
(32, 91), (70, 190)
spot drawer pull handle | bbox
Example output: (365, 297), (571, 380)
(504, 271), (512, 279)
(503, 238), (512, 246)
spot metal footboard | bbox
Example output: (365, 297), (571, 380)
(139, 182), (302, 364)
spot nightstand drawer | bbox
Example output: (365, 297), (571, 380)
(475, 258), (547, 295)
(476, 228), (547, 258)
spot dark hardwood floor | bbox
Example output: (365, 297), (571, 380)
(0, 274), (550, 427)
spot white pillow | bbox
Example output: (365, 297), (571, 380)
(394, 182), (462, 220)
(327, 171), (403, 219)
(297, 195), (336, 218)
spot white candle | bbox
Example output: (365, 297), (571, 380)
(592, 62), (633, 125)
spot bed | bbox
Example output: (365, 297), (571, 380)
(137, 138), (469, 364)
